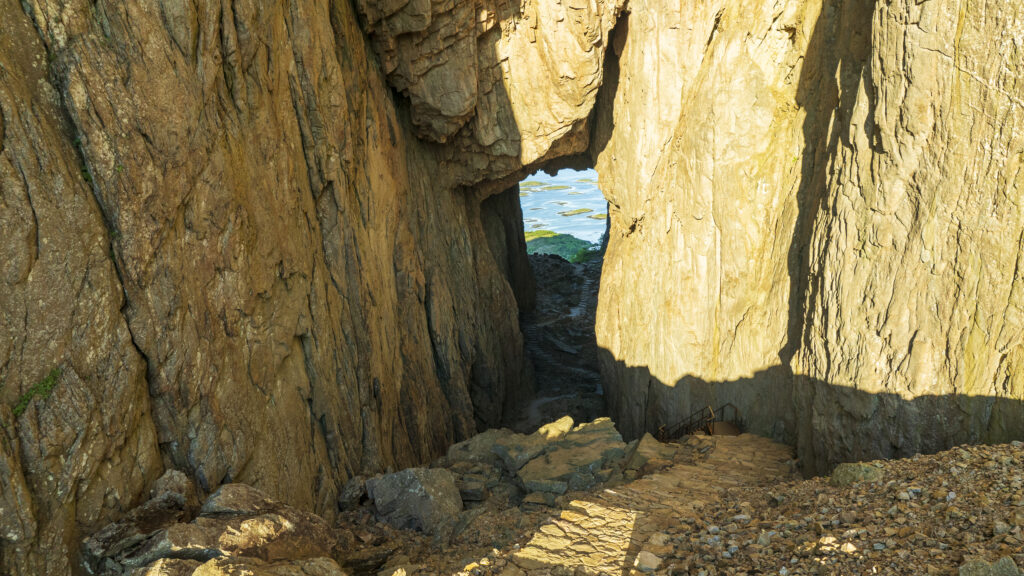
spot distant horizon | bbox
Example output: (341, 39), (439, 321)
(519, 168), (608, 244)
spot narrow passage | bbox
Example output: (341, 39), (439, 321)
(512, 168), (609, 431)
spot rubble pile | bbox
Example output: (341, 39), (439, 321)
(83, 477), (345, 576)
(84, 420), (1024, 576)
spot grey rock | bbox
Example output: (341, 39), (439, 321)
(521, 492), (557, 508)
(492, 433), (552, 473)
(455, 474), (490, 502)
(366, 468), (463, 534)
(959, 557), (1021, 576)
(338, 476), (368, 512)
(517, 418), (626, 494)
(446, 429), (517, 465)
(87, 484), (337, 573)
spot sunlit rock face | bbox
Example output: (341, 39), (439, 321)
(593, 0), (820, 444)
(355, 0), (626, 183)
(593, 0), (1024, 473)
(794, 0), (1024, 472)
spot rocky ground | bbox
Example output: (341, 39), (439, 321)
(90, 419), (1024, 576)
(514, 253), (606, 432)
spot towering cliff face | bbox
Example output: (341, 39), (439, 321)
(795, 0), (1024, 471)
(2, 0), (1023, 573)
(593, 0), (1024, 473)
(594, 0), (823, 441)
(0, 0), (623, 573)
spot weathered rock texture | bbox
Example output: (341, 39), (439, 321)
(0, 0), (623, 574)
(3, 0), (1024, 573)
(82, 480), (346, 576)
(593, 0), (1024, 474)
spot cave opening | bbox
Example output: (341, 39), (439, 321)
(510, 167), (610, 433)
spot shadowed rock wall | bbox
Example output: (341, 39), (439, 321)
(0, 0), (623, 573)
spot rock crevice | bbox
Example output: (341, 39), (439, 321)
(2, 0), (1024, 574)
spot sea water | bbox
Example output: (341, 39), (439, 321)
(519, 168), (608, 244)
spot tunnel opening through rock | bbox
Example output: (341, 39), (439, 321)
(509, 167), (610, 433)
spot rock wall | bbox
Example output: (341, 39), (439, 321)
(3, 0), (1023, 572)
(0, 5), (163, 574)
(795, 0), (1024, 471)
(0, 0), (624, 573)
(594, 0), (821, 441)
(593, 0), (1024, 473)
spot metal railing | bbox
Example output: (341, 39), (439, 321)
(656, 402), (745, 441)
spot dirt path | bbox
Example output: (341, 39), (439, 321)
(345, 433), (799, 576)
(507, 434), (797, 574)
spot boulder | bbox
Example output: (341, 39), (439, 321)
(634, 551), (662, 572)
(535, 416), (574, 441)
(85, 483), (337, 575)
(959, 557), (1021, 576)
(624, 433), (680, 473)
(517, 419), (626, 494)
(830, 463), (885, 487)
(446, 429), (517, 465)
(491, 433), (552, 473)
(366, 469), (463, 534)
(83, 471), (200, 573)
(337, 476), (368, 512)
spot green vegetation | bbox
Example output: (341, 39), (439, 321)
(588, 213), (608, 220)
(520, 181), (544, 187)
(524, 230), (559, 241)
(525, 230), (600, 263)
(12, 367), (63, 417)
(543, 185), (571, 191)
(519, 192), (530, 197)
(559, 208), (593, 217)
(570, 246), (603, 264)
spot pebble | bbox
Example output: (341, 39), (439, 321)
(634, 551), (662, 572)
